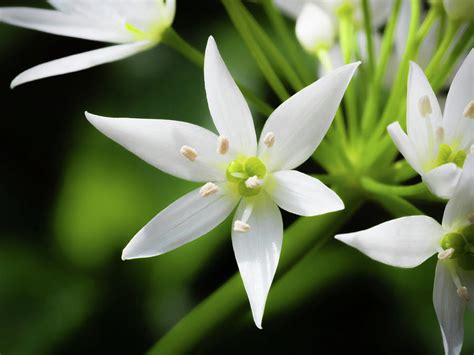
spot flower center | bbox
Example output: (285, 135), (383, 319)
(440, 224), (474, 270)
(226, 156), (266, 197)
(433, 144), (467, 169)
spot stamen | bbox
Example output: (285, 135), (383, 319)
(438, 248), (455, 260)
(263, 132), (275, 148)
(234, 220), (250, 233)
(457, 286), (470, 302)
(245, 175), (263, 189)
(199, 182), (219, 197)
(418, 95), (432, 117)
(180, 145), (197, 161)
(463, 101), (474, 118)
(435, 126), (444, 144)
(217, 135), (230, 155)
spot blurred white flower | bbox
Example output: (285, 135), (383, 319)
(86, 36), (359, 329)
(336, 153), (474, 355)
(0, 0), (176, 88)
(295, 3), (336, 53)
(442, 0), (474, 21)
(388, 51), (474, 199)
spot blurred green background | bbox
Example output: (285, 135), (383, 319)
(0, 1), (472, 354)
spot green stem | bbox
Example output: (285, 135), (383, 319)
(360, 0), (402, 133)
(261, 0), (313, 85)
(369, 193), (424, 217)
(147, 188), (362, 354)
(361, 177), (428, 197)
(361, 0), (375, 78)
(222, 0), (290, 101)
(162, 28), (273, 116)
(238, 2), (305, 91)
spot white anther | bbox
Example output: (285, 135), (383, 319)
(200, 182), (219, 197)
(234, 220), (250, 233)
(463, 101), (474, 118)
(263, 132), (275, 148)
(418, 95), (432, 117)
(435, 126), (445, 143)
(457, 286), (470, 302)
(217, 135), (230, 155)
(438, 248), (455, 260)
(245, 175), (263, 189)
(180, 145), (197, 161)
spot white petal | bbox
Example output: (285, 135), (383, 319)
(11, 41), (150, 88)
(258, 62), (360, 171)
(295, 3), (336, 52)
(335, 216), (443, 268)
(268, 170), (344, 216)
(406, 62), (443, 162)
(122, 184), (239, 259)
(458, 269), (474, 313)
(232, 193), (283, 328)
(204, 36), (257, 157)
(443, 50), (474, 151)
(0, 7), (131, 43)
(433, 261), (465, 355)
(387, 121), (423, 173)
(86, 112), (231, 182)
(442, 154), (474, 230)
(423, 163), (462, 200)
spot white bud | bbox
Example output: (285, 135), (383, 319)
(418, 95), (432, 117)
(457, 286), (470, 302)
(234, 220), (250, 233)
(199, 182), (219, 197)
(263, 132), (275, 148)
(442, 0), (474, 21)
(217, 136), (230, 154)
(180, 145), (197, 161)
(295, 3), (336, 54)
(463, 101), (474, 118)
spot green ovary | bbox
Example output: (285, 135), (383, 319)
(440, 224), (474, 270)
(226, 156), (266, 197)
(434, 144), (467, 169)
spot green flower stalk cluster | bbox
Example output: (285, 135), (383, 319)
(0, 0), (472, 354)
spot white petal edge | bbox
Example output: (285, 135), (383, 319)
(122, 184), (239, 259)
(11, 41), (150, 88)
(433, 261), (465, 355)
(204, 36), (257, 157)
(423, 163), (462, 200)
(406, 61), (443, 161)
(387, 121), (423, 174)
(0, 7), (131, 43)
(258, 61), (360, 172)
(232, 193), (283, 329)
(335, 216), (443, 268)
(443, 49), (474, 150)
(268, 170), (344, 217)
(86, 112), (231, 183)
(442, 154), (474, 230)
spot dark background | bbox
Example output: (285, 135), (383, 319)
(0, 1), (472, 354)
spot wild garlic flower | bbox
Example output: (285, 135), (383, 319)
(86, 36), (359, 328)
(388, 51), (474, 199)
(274, 0), (391, 54)
(336, 154), (474, 355)
(0, 0), (175, 88)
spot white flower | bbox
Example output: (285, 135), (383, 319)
(295, 3), (336, 53)
(335, 153), (474, 355)
(0, 0), (176, 88)
(85, 36), (360, 328)
(442, 0), (474, 21)
(387, 50), (474, 199)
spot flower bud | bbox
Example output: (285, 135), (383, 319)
(295, 3), (336, 54)
(442, 0), (474, 21)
